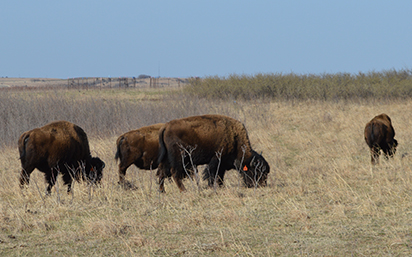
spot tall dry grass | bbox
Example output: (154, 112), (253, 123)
(1, 86), (412, 255)
(186, 69), (412, 100)
(0, 87), (240, 148)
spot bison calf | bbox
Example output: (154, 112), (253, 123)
(18, 121), (105, 194)
(115, 123), (164, 185)
(364, 113), (398, 165)
(157, 114), (270, 192)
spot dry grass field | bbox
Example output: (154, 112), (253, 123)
(0, 77), (187, 89)
(0, 77), (68, 88)
(1, 83), (412, 256)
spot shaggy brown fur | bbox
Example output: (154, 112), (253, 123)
(115, 123), (164, 184)
(364, 113), (398, 165)
(18, 121), (105, 194)
(157, 114), (270, 192)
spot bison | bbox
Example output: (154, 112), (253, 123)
(157, 114), (270, 192)
(115, 123), (164, 185)
(364, 113), (398, 165)
(18, 121), (105, 194)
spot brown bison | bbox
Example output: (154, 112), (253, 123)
(18, 121), (105, 194)
(364, 113), (398, 165)
(115, 123), (164, 184)
(157, 114), (270, 192)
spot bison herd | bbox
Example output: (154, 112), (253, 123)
(18, 114), (270, 194)
(18, 113), (397, 195)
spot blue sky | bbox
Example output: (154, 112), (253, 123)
(1, 1), (411, 78)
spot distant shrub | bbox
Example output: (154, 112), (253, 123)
(0, 89), (238, 148)
(185, 69), (412, 101)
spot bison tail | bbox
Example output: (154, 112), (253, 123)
(114, 136), (124, 162)
(19, 133), (30, 160)
(157, 126), (167, 164)
(370, 123), (375, 143)
(365, 123), (375, 147)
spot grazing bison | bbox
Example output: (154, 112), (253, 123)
(364, 113), (398, 165)
(115, 123), (164, 184)
(157, 114), (270, 192)
(18, 121), (105, 194)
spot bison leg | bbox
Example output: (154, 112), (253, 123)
(206, 157), (225, 188)
(19, 166), (35, 188)
(382, 149), (390, 160)
(216, 168), (226, 186)
(156, 163), (168, 193)
(158, 167), (186, 192)
(172, 174), (186, 192)
(118, 162), (131, 184)
(62, 169), (74, 193)
(370, 146), (380, 165)
(45, 168), (59, 195)
(158, 176), (165, 193)
(388, 148), (396, 158)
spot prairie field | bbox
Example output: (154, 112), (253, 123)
(1, 78), (412, 256)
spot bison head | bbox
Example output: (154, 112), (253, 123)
(389, 139), (398, 157)
(87, 157), (105, 184)
(241, 150), (270, 188)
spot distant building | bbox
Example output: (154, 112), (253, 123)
(138, 74), (151, 79)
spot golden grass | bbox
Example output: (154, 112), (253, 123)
(1, 87), (412, 255)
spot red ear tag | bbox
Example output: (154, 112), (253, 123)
(243, 165), (248, 171)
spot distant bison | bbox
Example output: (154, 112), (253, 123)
(18, 121), (105, 194)
(115, 123), (164, 184)
(364, 113), (398, 165)
(157, 114), (270, 192)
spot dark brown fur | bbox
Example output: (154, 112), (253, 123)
(115, 123), (164, 184)
(157, 114), (270, 192)
(18, 121), (105, 194)
(364, 113), (398, 165)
